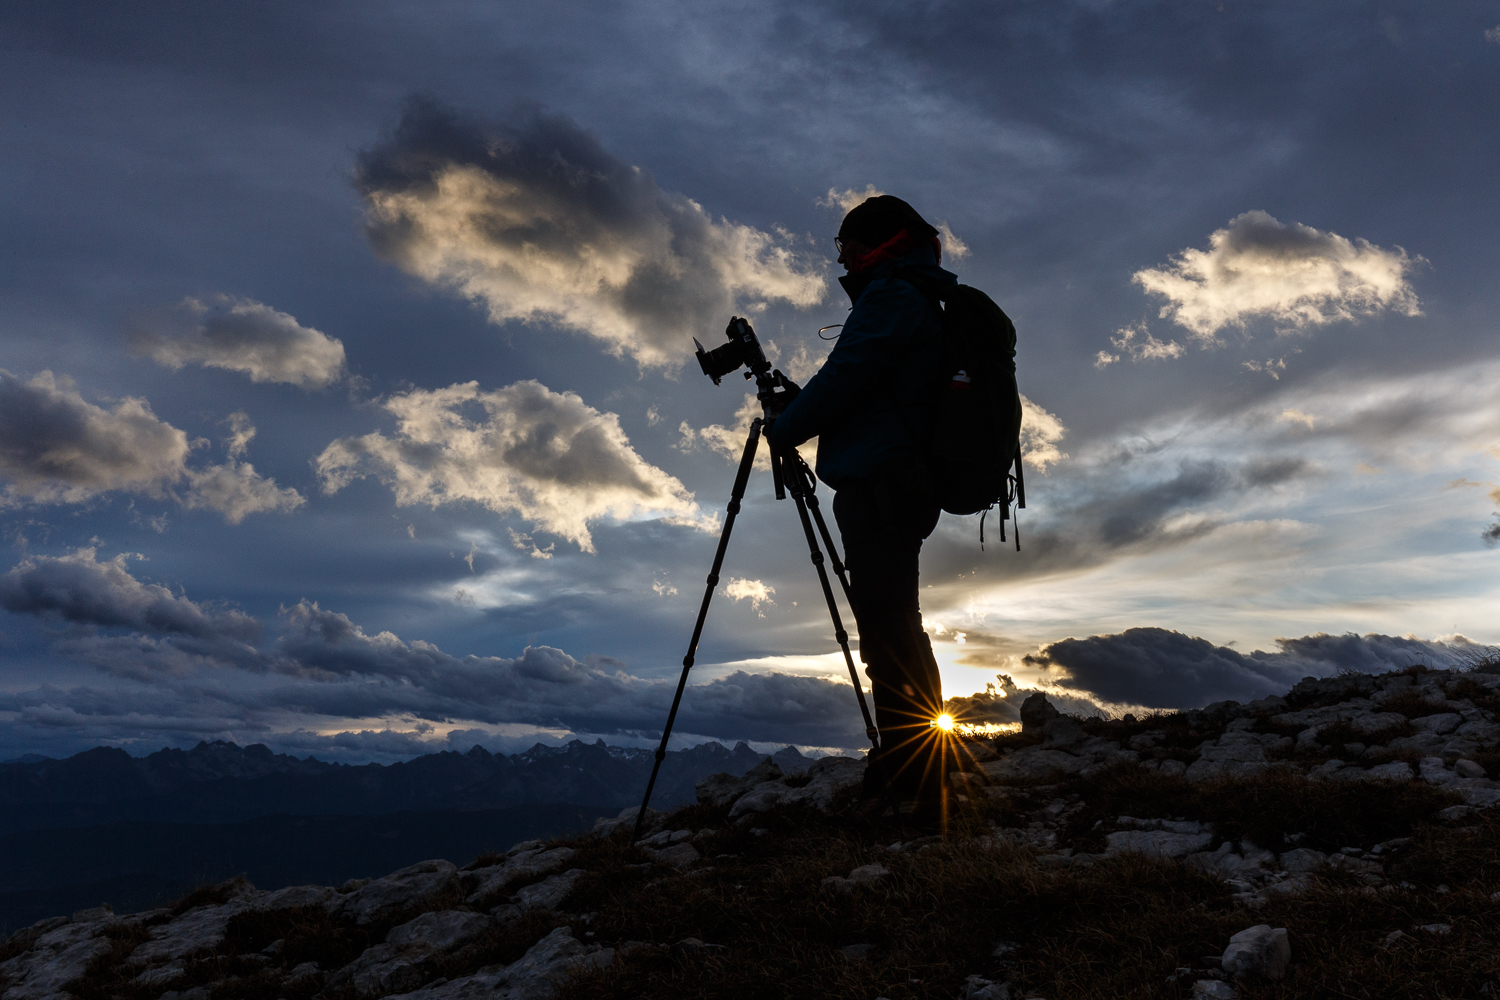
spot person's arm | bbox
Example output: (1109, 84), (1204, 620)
(766, 278), (930, 448)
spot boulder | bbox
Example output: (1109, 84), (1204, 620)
(467, 848), (577, 906)
(512, 869), (586, 911)
(822, 862), (891, 893)
(591, 806), (659, 837)
(1222, 925), (1289, 980)
(0, 921), (113, 1000)
(1184, 732), (1292, 783)
(130, 900), (255, 966)
(387, 910), (494, 951)
(726, 755), (864, 821)
(1412, 713), (1463, 735)
(254, 883), (340, 912)
(383, 926), (613, 1000)
(1020, 692), (1060, 733)
(1105, 829), (1213, 858)
(1278, 848), (1326, 873)
(1192, 980), (1239, 999)
(337, 859), (461, 925)
(1456, 759), (1487, 779)
(645, 842), (701, 868)
(980, 748), (1089, 783)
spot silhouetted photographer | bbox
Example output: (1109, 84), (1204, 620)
(635, 195), (1022, 836)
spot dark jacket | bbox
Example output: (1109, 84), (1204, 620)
(766, 244), (956, 490)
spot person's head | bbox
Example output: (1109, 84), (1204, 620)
(836, 195), (940, 272)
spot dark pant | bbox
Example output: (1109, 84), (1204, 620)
(833, 472), (943, 799)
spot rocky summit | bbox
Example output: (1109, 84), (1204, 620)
(7, 662), (1500, 998)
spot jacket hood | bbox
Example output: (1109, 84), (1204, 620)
(837, 243), (956, 306)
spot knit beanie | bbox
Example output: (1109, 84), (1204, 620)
(837, 195), (939, 248)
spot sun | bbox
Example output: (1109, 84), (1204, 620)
(933, 713), (955, 732)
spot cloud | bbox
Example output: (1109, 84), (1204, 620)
(1133, 210), (1423, 343)
(935, 221), (969, 260)
(1279, 408), (1316, 430)
(1487, 25), (1500, 43)
(1020, 394), (1068, 471)
(723, 577), (775, 615)
(817, 185), (884, 213)
(0, 370), (301, 521)
(1093, 321), (1185, 368)
(131, 295), (347, 388)
(0, 370), (191, 504)
(1023, 626), (1483, 708)
(0, 547), (264, 679)
(316, 379), (706, 553)
(945, 673), (1107, 725)
(0, 547), (260, 642)
(355, 96), (826, 369)
(0, 550), (875, 747)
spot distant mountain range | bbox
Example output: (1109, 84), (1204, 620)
(0, 738), (825, 834)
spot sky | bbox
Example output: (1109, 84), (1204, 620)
(2, 1), (1499, 763)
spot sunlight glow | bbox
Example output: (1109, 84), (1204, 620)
(933, 713), (955, 732)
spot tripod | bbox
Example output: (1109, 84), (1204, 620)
(632, 368), (878, 840)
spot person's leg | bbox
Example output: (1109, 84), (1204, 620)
(834, 476), (943, 800)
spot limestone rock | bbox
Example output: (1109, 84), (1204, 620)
(695, 757), (784, 808)
(822, 862), (891, 893)
(1456, 758), (1487, 779)
(591, 806), (659, 837)
(0, 921), (113, 1000)
(130, 896), (258, 966)
(1105, 829), (1213, 858)
(383, 926), (613, 1000)
(467, 848), (577, 906)
(1278, 848), (1327, 872)
(726, 755), (864, 821)
(980, 748), (1089, 783)
(1184, 731), (1292, 783)
(387, 909), (494, 951)
(1020, 692), (1060, 733)
(254, 882), (340, 912)
(1412, 713), (1463, 735)
(1192, 980), (1239, 999)
(1221, 924), (1290, 980)
(513, 869), (586, 911)
(337, 859), (461, 925)
(646, 842), (701, 868)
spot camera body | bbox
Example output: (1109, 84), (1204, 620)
(695, 316), (771, 385)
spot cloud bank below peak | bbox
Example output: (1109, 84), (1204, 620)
(0, 547), (874, 748)
(355, 96), (827, 369)
(1024, 626), (1489, 708)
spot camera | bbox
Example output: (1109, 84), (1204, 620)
(694, 316), (771, 385)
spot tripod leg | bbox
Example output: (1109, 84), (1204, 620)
(633, 419), (763, 841)
(777, 448), (880, 750)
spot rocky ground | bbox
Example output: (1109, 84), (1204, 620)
(6, 662), (1500, 1000)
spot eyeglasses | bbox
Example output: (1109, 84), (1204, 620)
(834, 236), (845, 254)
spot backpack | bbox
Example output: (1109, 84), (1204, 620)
(891, 268), (1026, 537)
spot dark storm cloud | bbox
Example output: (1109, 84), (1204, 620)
(354, 96), (825, 368)
(0, 551), (870, 747)
(0, 548), (260, 642)
(0, 369), (190, 503)
(0, 370), (303, 522)
(1024, 627), (1482, 708)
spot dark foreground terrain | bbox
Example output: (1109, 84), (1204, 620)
(0, 806), (615, 935)
(7, 661), (1500, 999)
